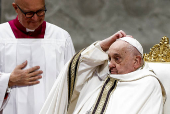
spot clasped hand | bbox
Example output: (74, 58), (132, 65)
(99, 30), (132, 51)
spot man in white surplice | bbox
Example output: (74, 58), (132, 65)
(40, 30), (165, 114)
(0, 0), (75, 114)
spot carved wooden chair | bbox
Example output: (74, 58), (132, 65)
(144, 36), (170, 114)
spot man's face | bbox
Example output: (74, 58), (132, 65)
(13, 0), (45, 30)
(108, 40), (135, 74)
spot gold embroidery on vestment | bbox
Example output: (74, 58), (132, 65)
(67, 48), (85, 109)
(91, 76), (118, 114)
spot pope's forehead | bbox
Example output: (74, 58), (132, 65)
(108, 40), (130, 54)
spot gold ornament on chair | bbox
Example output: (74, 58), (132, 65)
(144, 36), (170, 62)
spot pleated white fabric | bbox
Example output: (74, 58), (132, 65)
(0, 22), (75, 114)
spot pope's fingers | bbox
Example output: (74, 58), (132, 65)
(115, 30), (126, 39)
(115, 32), (123, 38)
(119, 30), (126, 37)
(126, 35), (133, 38)
(118, 32), (123, 38)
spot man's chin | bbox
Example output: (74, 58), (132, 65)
(27, 23), (41, 30)
(27, 26), (38, 30)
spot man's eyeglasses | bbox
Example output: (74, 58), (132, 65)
(16, 4), (47, 18)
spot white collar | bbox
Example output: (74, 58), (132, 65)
(26, 28), (35, 32)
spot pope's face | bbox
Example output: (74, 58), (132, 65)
(13, 0), (45, 30)
(108, 40), (136, 74)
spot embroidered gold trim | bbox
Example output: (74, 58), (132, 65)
(67, 48), (85, 109)
(91, 77), (118, 114)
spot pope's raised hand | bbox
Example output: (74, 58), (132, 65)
(99, 30), (126, 51)
(8, 61), (43, 87)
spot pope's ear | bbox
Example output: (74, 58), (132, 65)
(134, 55), (142, 69)
(12, 3), (18, 13)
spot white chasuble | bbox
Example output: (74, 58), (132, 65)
(0, 21), (75, 114)
(40, 42), (165, 114)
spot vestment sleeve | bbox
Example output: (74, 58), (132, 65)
(75, 42), (108, 92)
(0, 73), (11, 111)
(39, 42), (108, 114)
(64, 32), (75, 64)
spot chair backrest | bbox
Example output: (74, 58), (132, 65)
(144, 36), (170, 114)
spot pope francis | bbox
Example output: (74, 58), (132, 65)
(40, 30), (165, 114)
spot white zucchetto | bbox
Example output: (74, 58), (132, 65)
(118, 37), (143, 56)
